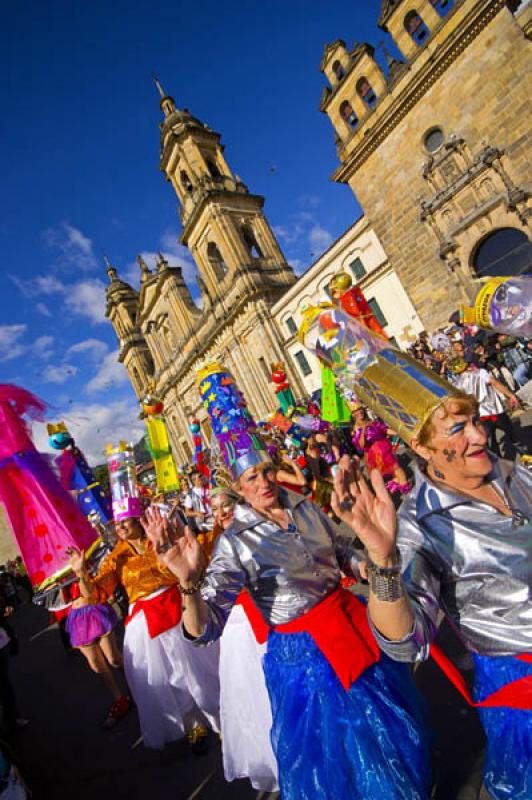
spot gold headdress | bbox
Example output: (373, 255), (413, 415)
(299, 304), (461, 444)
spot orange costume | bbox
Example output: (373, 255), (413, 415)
(92, 539), (175, 605)
(91, 538), (220, 749)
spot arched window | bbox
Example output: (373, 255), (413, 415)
(180, 170), (193, 194)
(132, 365), (142, 392)
(145, 352), (155, 376)
(332, 60), (345, 81)
(356, 77), (377, 108)
(206, 158), (222, 181)
(241, 225), (263, 259)
(207, 242), (228, 278)
(430, 0), (453, 16)
(404, 11), (430, 44)
(472, 228), (532, 277)
(340, 100), (358, 129)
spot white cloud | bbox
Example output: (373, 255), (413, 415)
(288, 258), (305, 275)
(36, 302), (52, 317)
(0, 324), (28, 362)
(10, 274), (64, 297)
(297, 194), (322, 209)
(66, 338), (108, 362)
(41, 364), (78, 384)
(33, 335), (54, 360)
(0, 328), (55, 365)
(41, 222), (97, 271)
(64, 278), (107, 324)
(33, 399), (144, 466)
(309, 224), (333, 254)
(11, 274), (107, 326)
(274, 212), (333, 261)
(85, 349), (129, 394)
(122, 229), (201, 299)
(273, 223), (305, 246)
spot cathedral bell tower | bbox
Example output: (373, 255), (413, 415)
(154, 78), (295, 307)
(105, 256), (154, 397)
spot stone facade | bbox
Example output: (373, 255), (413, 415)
(271, 216), (424, 393)
(106, 84), (303, 464)
(320, 0), (532, 328)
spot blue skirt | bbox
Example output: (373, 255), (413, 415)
(473, 653), (532, 800)
(263, 630), (432, 800)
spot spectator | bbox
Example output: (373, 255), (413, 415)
(0, 585), (27, 735)
(450, 359), (522, 458)
(183, 471), (213, 533)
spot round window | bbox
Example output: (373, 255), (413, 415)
(424, 127), (444, 154)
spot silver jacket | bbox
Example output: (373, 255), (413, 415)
(371, 459), (532, 662)
(194, 488), (361, 644)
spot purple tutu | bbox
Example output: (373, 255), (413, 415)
(65, 603), (118, 648)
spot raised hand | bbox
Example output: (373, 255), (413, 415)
(66, 546), (86, 576)
(141, 505), (204, 585)
(332, 455), (397, 566)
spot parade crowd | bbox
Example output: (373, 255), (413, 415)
(0, 306), (530, 800)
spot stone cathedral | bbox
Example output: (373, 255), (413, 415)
(105, 83), (303, 463)
(320, 0), (531, 327)
(106, 0), (532, 463)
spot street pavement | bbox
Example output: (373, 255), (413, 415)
(4, 411), (531, 800)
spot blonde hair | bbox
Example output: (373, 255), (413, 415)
(417, 394), (479, 448)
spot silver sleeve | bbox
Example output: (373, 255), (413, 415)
(190, 533), (246, 646)
(369, 514), (442, 663)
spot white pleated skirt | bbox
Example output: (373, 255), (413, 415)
(123, 588), (221, 749)
(220, 604), (279, 792)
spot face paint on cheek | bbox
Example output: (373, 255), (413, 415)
(443, 448), (456, 463)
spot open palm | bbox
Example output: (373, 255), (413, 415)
(332, 456), (397, 563)
(141, 505), (204, 583)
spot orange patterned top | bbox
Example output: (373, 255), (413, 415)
(91, 539), (176, 604)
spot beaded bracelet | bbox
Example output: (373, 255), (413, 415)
(366, 549), (404, 602)
(179, 569), (206, 595)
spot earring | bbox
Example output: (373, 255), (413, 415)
(433, 467), (445, 480)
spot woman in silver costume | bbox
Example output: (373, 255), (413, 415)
(143, 462), (432, 800)
(331, 393), (531, 800)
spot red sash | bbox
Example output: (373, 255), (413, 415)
(275, 588), (380, 691)
(430, 643), (532, 710)
(235, 589), (270, 644)
(124, 585), (182, 639)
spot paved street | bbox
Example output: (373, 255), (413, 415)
(4, 411), (531, 800)
(6, 602), (270, 800)
(5, 599), (487, 800)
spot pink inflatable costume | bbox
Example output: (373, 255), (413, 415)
(0, 385), (98, 589)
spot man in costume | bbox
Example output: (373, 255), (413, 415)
(299, 301), (531, 800)
(144, 362), (431, 800)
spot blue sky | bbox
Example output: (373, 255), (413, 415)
(2, 0), (389, 462)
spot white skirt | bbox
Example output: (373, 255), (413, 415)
(220, 604), (279, 792)
(123, 588), (221, 749)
